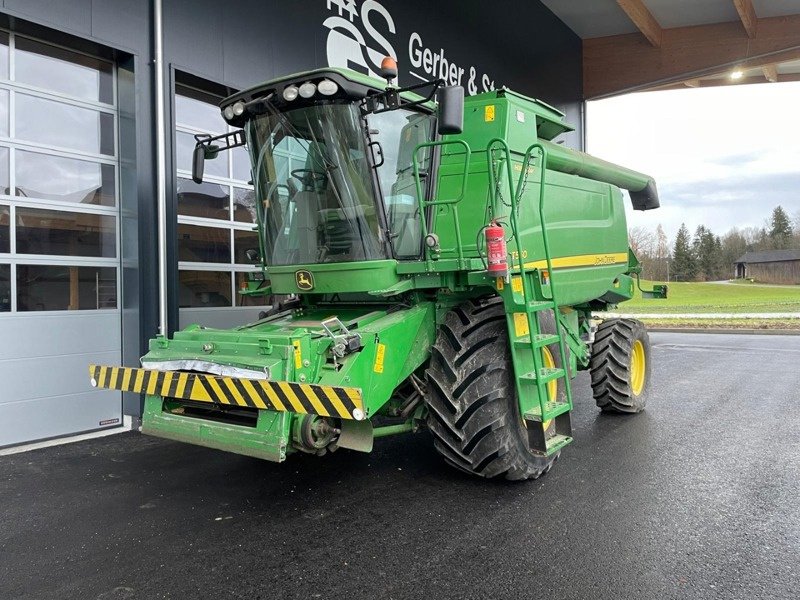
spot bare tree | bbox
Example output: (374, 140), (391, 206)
(721, 228), (748, 279)
(629, 226), (655, 258)
(793, 210), (800, 247)
(652, 224), (670, 281)
(629, 226), (658, 280)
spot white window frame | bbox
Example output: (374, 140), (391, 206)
(0, 30), (120, 315)
(174, 81), (265, 309)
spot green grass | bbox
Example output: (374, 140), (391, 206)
(623, 280), (800, 314)
(640, 318), (800, 330)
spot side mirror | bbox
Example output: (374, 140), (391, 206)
(192, 145), (205, 183)
(437, 86), (464, 135)
(192, 144), (220, 184)
(245, 248), (260, 263)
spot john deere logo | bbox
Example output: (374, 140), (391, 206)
(295, 270), (314, 291)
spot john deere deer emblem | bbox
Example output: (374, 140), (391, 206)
(295, 270), (314, 291)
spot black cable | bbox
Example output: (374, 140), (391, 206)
(475, 224), (490, 271)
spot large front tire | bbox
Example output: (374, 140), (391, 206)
(590, 318), (651, 413)
(424, 297), (557, 481)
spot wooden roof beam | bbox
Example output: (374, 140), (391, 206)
(584, 14), (800, 98)
(733, 0), (758, 39)
(762, 64), (779, 82)
(616, 0), (663, 47)
(648, 72), (800, 92)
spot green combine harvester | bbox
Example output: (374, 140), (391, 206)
(90, 59), (666, 480)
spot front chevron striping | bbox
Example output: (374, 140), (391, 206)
(89, 364), (365, 420)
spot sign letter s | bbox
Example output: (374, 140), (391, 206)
(362, 1), (397, 65)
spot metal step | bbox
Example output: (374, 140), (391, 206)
(544, 433), (573, 456)
(513, 334), (560, 349)
(523, 400), (571, 422)
(519, 366), (565, 385)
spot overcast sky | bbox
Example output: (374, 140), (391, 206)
(586, 81), (800, 242)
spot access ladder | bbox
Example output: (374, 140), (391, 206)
(486, 139), (573, 456)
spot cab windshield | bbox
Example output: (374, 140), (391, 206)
(246, 102), (434, 265)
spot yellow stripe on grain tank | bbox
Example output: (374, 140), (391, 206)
(521, 252), (628, 271)
(88, 364), (365, 420)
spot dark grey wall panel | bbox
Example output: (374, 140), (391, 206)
(4, 0), (93, 36)
(220, 0), (277, 87)
(90, 0), (149, 53)
(164, 0), (224, 81)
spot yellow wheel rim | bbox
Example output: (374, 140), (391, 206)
(630, 339), (646, 396)
(542, 346), (557, 401)
(541, 346), (557, 433)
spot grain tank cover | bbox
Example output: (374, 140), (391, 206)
(471, 89), (659, 210)
(496, 88), (574, 140)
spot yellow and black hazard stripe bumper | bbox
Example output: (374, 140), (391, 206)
(89, 365), (365, 420)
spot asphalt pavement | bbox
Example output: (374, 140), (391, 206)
(2, 332), (799, 600)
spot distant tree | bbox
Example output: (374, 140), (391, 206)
(692, 225), (707, 257)
(629, 226), (660, 280)
(629, 226), (655, 258)
(672, 223), (697, 281)
(692, 225), (724, 281)
(769, 205), (792, 249)
(793, 210), (800, 248)
(711, 234), (724, 279)
(692, 225), (725, 281)
(742, 226), (765, 248)
(750, 225), (772, 251)
(653, 224), (670, 281)
(721, 228), (748, 279)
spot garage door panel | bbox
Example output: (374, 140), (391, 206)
(0, 349), (120, 405)
(0, 313), (120, 360)
(0, 390), (121, 447)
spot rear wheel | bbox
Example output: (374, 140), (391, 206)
(590, 318), (651, 413)
(424, 297), (558, 481)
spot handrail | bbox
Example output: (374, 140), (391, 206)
(485, 138), (517, 219)
(412, 139), (472, 269)
(518, 144), (555, 297)
(485, 138), (531, 300)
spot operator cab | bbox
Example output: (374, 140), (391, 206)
(192, 64), (464, 268)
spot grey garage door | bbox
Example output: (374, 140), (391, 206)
(0, 31), (122, 446)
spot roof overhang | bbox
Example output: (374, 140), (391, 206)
(542, 1), (800, 99)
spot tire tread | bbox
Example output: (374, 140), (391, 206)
(589, 318), (650, 413)
(424, 297), (556, 481)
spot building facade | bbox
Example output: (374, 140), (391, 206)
(0, 0), (582, 447)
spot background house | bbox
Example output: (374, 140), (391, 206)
(735, 250), (800, 284)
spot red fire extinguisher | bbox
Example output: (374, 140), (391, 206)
(485, 220), (508, 277)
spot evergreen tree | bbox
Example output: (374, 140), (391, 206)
(672, 223), (697, 281)
(693, 225), (724, 280)
(769, 205), (792, 249)
(711, 234), (724, 279)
